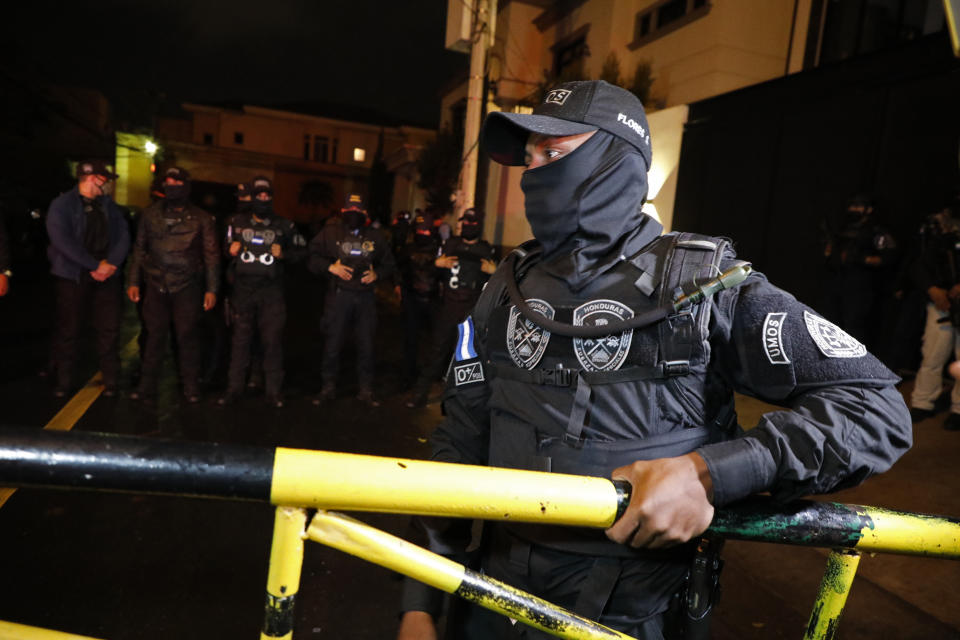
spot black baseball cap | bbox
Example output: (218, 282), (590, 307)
(251, 176), (273, 196)
(342, 193), (367, 213)
(76, 159), (119, 180)
(459, 207), (483, 224)
(164, 166), (191, 182)
(481, 80), (652, 169)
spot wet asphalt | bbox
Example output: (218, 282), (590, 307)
(0, 268), (958, 639)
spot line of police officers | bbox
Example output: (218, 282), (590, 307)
(43, 161), (493, 408)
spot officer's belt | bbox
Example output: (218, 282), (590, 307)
(489, 360), (691, 387)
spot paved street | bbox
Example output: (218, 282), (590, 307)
(0, 270), (958, 639)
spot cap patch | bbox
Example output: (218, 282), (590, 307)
(545, 89), (572, 106)
(763, 312), (790, 365)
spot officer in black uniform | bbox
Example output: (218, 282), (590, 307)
(395, 209), (441, 381)
(405, 207), (497, 408)
(219, 176), (306, 408)
(127, 167), (219, 404)
(391, 209), (412, 254)
(308, 193), (396, 407)
(821, 195), (898, 347)
(397, 81), (911, 639)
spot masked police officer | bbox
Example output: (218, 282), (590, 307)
(219, 176), (306, 408)
(405, 207), (497, 408)
(127, 167), (219, 405)
(309, 193), (396, 407)
(397, 81), (911, 640)
(395, 209), (441, 381)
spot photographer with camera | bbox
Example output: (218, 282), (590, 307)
(909, 201), (960, 430)
(308, 193), (395, 407)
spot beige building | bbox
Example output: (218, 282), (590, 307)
(130, 104), (437, 223)
(446, 0), (820, 247)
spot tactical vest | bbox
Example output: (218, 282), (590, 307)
(444, 238), (493, 302)
(474, 232), (742, 556)
(234, 219), (284, 278)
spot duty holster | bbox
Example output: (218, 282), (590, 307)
(663, 534), (725, 640)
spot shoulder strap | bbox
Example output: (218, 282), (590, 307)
(471, 239), (542, 339)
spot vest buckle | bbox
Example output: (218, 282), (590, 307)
(540, 368), (575, 386)
(663, 360), (690, 376)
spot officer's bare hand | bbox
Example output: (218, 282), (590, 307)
(435, 255), (458, 269)
(606, 453), (714, 549)
(949, 284), (960, 300)
(229, 241), (241, 257)
(127, 286), (140, 303)
(396, 611), (437, 640)
(394, 285), (402, 301)
(361, 267), (377, 284)
(203, 292), (216, 311)
(97, 260), (117, 278)
(0, 273), (8, 297)
(929, 286), (951, 311)
(481, 258), (497, 275)
(329, 260), (354, 281)
(271, 243), (283, 259)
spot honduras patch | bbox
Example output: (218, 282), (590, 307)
(453, 317), (484, 386)
(572, 299), (633, 372)
(507, 299), (554, 369)
(803, 310), (866, 358)
(762, 312), (790, 365)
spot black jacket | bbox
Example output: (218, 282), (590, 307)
(225, 212), (307, 286)
(127, 201), (220, 294)
(0, 215), (10, 273)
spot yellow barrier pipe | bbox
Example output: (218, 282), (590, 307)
(306, 511), (637, 640)
(260, 507), (308, 640)
(272, 448), (624, 527)
(855, 506), (960, 556)
(803, 550), (861, 640)
(0, 621), (105, 640)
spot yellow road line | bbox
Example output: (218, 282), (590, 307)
(0, 619), (105, 640)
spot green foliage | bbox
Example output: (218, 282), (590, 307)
(629, 59), (656, 107)
(599, 52), (622, 87)
(532, 52), (656, 109)
(417, 128), (462, 214)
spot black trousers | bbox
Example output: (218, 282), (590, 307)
(321, 287), (376, 391)
(51, 275), (122, 390)
(138, 282), (203, 396)
(415, 296), (476, 393)
(401, 288), (436, 380)
(227, 285), (286, 396)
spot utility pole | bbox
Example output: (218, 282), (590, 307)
(456, 0), (497, 221)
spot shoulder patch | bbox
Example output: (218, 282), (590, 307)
(762, 312), (790, 364)
(803, 310), (866, 359)
(455, 317), (479, 362)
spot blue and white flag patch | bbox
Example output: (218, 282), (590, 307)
(456, 317), (478, 361)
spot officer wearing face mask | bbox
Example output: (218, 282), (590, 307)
(126, 167), (219, 405)
(397, 81), (911, 640)
(308, 193), (396, 407)
(218, 176), (306, 408)
(405, 207), (496, 408)
(395, 209), (441, 381)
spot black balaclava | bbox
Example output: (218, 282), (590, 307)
(521, 130), (651, 291)
(252, 198), (273, 218)
(164, 182), (190, 206)
(459, 208), (483, 241)
(344, 210), (367, 231)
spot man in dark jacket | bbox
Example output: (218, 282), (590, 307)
(45, 160), (130, 397)
(397, 81), (911, 639)
(126, 167), (219, 404)
(395, 209), (441, 381)
(219, 176), (306, 408)
(308, 193), (396, 407)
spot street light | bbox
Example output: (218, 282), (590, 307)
(144, 140), (158, 155)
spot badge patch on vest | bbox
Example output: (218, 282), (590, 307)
(453, 361), (484, 386)
(803, 310), (866, 358)
(762, 312), (790, 365)
(572, 299), (634, 372)
(507, 299), (554, 369)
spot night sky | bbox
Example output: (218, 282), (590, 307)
(5, 0), (467, 128)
